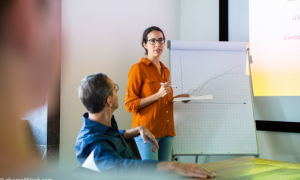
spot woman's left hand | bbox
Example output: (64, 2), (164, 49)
(174, 94), (190, 103)
(139, 126), (159, 152)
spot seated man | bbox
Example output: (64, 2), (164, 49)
(75, 73), (215, 178)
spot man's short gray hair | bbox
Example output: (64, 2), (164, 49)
(78, 73), (112, 113)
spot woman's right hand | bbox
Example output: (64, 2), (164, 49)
(156, 82), (171, 99)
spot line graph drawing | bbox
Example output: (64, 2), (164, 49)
(169, 41), (258, 156)
(180, 62), (241, 95)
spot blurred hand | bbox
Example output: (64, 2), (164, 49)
(139, 126), (159, 152)
(157, 162), (215, 179)
(156, 82), (171, 99)
(172, 162), (215, 178)
(174, 94), (190, 103)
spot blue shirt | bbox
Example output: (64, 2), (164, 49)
(75, 113), (158, 175)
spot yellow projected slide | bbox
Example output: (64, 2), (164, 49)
(250, 0), (300, 96)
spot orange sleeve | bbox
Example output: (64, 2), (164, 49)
(125, 65), (142, 113)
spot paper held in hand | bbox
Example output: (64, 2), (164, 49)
(172, 95), (213, 102)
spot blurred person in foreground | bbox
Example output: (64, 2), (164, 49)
(0, 0), (60, 177)
(76, 73), (215, 179)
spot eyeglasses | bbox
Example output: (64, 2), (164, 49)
(148, 38), (165, 45)
(109, 84), (119, 95)
(105, 84), (119, 102)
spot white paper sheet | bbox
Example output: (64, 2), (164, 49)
(82, 150), (101, 172)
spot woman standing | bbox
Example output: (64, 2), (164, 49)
(125, 26), (189, 161)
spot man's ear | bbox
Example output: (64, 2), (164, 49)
(106, 96), (113, 107)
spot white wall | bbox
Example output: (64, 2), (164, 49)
(257, 131), (300, 163)
(60, 0), (181, 169)
(228, 0), (249, 42)
(180, 0), (219, 41)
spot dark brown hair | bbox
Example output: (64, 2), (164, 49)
(142, 26), (165, 55)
